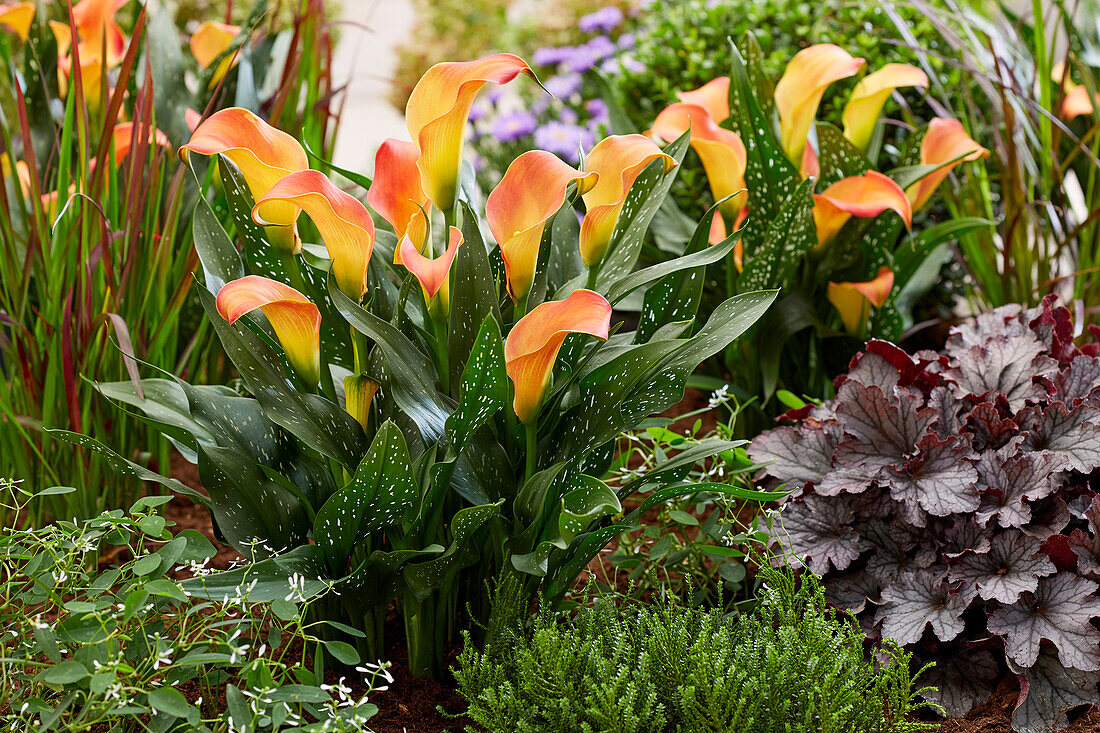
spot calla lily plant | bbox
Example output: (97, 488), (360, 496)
(64, 52), (778, 679)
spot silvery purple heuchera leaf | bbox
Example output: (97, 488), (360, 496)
(754, 297), (1100, 725)
(746, 422), (838, 490)
(949, 531), (1055, 603)
(877, 570), (967, 645)
(987, 572), (1100, 671)
(1010, 646), (1100, 733)
(921, 648), (1000, 718)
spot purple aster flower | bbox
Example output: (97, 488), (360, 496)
(486, 87), (505, 105)
(534, 121), (594, 163)
(562, 44), (600, 73)
(585, 98), (609, 122)
(586, 36), (617, 60)
(468, 100), (490, 123)
(492, 110), (538, 142)
(559, 107), (579, 124)
(578, 6), (623, 33)
(543, 73), (583, 99)
(533, 46), (569, 67)
(617, 32), (635, 49)
(531, 96), (551, 116)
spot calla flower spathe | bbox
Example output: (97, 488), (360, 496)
(487, 150), (597, 301)
(676, 77), (730, 123)
(580, 134), (676, 267)
(216, 276), (321, 386)
(1063, 83), (1097, 120)
(505, 289), (612, 424)
(190, 21), (242, 84)
(110, 122), (171, 163)
(841, 64), (929, 150)
(0, 2), (34, 40)
(828, 267), (895, 334)
(906, 118), (988, 212)
(344, 375), (380, 432)
(406, 53), (535, 211)
(775, 44), (865, 164)
(179, 107), (309, 255)
(813, 171), (912, 248)
(399, 225), (463, 316)
(651, 103), (746, 221)
(253, 170), (377, 301)
(366, 138), (431, 265)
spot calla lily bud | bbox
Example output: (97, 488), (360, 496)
(505, 289), (612, 424)
(216, 276), (322, 386)
(344, 375), (380, 432)
(399, 226), (463, 318)
(487, 150), (597, 302)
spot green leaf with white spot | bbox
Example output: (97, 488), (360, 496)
(738, 179), (815, 292)
(403, 501), (503, 601)
(446, 315), (508, 449)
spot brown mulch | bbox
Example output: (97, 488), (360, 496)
(150, 390), (1097, 733)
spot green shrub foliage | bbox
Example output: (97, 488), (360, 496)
(454, 568), (937, 733)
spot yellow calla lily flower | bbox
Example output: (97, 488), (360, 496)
(842, 64), (929, 150)
(827, 267), (894, 334)
(775, 44), (865, 164)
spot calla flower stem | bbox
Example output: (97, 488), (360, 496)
(514, 293), (529, 321)
(524, 420), (538, 483)
(432, 313), (449, 389)
(585, 265), (600, 291)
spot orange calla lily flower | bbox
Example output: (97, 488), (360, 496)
(580, 134), (676, 267)
(801, 140), (820, 180)
(651, 103), (746, 221)
(0, 1), (34, 40)
(253, 170), (377, 301)
(399, 225), (463, 317)
(180, 107), (310, 255)
(828, 266), (894, 334)
(51, 21), (107, 109)
(190, 21), (242, 85)
(841, 64), (928, 150)
(216, 276), (321, 385)
(676, 77), (730, 123)
(366, 138), (431, 265)
(486, 150), (597, 301)
(109, 122), (171, 163)
(185, 109), (203, 133)
(1063, 84), (1097, 120)
(505, 289), (611, 424)
(906, 118), (988, 212)
(344, 375), (379, 432)
(775, 44), (865, 164)
(813, 171), (912, 248)
(405, 53), (535, 211)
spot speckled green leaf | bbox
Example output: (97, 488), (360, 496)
(329, 274), (451, 442)
(558, 475), (621, 546)
(314, 421), (417, 574)
(596, 132), (689, 287)
(449, 201), (503, 391)
(191, 193), (244, 293)
(446, 315), (508, 450)
(197, 286), (367, 469)
(815, 123), (872, 188)
(403, 501), (503, 601)
(738, 179), (815, 291)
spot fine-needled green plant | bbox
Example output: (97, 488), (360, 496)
(454, 565), (939, 733)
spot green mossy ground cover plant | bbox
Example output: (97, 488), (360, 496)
(454, 567), (938, 733)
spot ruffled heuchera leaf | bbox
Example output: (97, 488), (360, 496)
(1043, 355), (1100, 406)
(1021, 496), (1072, 542)
(747, 422), (839, 489)
(975, 449), (1065, 528)
(1068, 496), (1100, 578)
(1011, 645), (1100, 733)
(884, 433), (978, 520)
(920, 648), (999, 718)
(772, 494), (863, 574)
(988, 572), (1100, 671)
(824, 568), (881, 613)
(944, 329), (1057, 411)
(864, 520), (936, 583)
(949, 530), (1055, 603)
(877, 570), (968, 644)
(1018, 402), (1100, 474)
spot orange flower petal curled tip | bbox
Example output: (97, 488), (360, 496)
(676, 77), (730, 124)
(344, 375), (380, 432)
(580, 134), (676, 268)
(190, 21), (242, 85)
(841, 64), (928, 150)
(505, 289), (612, 424)
(185, 109), (203, 133)
(216, 276), (322, 386)
(399, 225), (463, 315)
(487, 150), (598, 301)
(827, 266), (894, 334)
(774, 44), (865, 164)
(253, 170), (377, 301)
(366, 138), (431, 265)
(0, 2), (35, 41)
(813, 170), (911, 248)
(405, 53), (535, 211)
(651, 103), (746, 220)
(906, 118), (988, 212)
(61, 0), (127, 68)
(180, 107), (309, 254)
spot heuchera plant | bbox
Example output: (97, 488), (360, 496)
(750, 297), (1100, 733)
(55, 52), (778, 678)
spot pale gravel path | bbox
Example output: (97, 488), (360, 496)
(331, 0), (415, 172)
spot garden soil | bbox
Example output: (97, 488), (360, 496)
(158, 391), (1099, 733)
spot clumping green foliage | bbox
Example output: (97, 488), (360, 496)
(454, 567), (938, 733)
